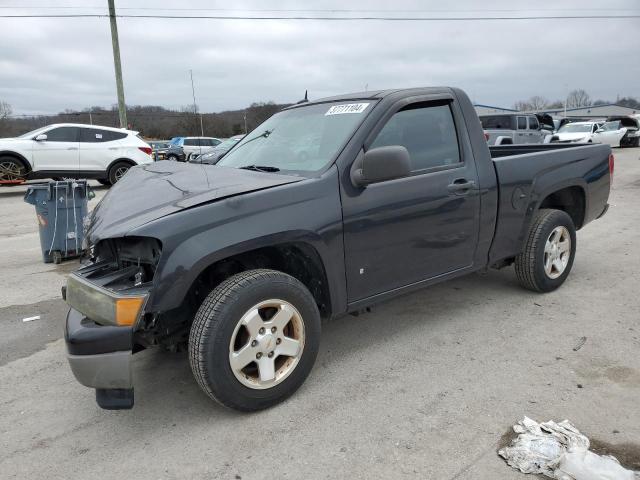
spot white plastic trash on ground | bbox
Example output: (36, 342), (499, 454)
(499, 417), (638, 480)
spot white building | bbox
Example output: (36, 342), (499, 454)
(537, 104), (638, 118)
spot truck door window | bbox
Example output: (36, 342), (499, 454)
(517, 117), (527, 130)
(528, 117), (539, 130)
(369, 102), (461, 172)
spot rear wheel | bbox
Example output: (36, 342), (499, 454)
(0, 157), (26, 182)
(108, 161), (132, 184)
(189, 269), (321, 411)
(515, 209), (576, 292)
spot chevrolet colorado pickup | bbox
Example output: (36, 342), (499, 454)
(63, 87), (612, 411)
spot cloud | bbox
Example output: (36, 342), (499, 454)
(1, 0), (638, 114)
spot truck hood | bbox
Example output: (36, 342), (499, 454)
(86, 161), (303, 241)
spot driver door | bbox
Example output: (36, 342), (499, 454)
(341, 98), (481, 302)
(31, 126), (80, 173)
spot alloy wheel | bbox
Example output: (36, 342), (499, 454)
(544, 226), (571, 279)
(229, 299), (305, 390)
(0, 160), (24, 181)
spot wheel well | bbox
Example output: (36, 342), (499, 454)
(539, 186), (585, 229)
(0, 151), (31, 173)
(149, 243), (332, 348)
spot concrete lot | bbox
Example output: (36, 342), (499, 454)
(1, 151), (639, 479)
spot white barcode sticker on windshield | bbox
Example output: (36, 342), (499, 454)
(325, 103), (370, 116)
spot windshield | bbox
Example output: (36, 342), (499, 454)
(18, 126), (51, 138)
(558, 124), (592, 133)
(217, 101), (373, 174)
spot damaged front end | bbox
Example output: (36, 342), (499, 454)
(64, 236), (162, 410)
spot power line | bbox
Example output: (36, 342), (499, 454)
(0, 13), (638, 20)
(2, 6), (638, 12)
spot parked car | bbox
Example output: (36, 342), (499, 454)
(552, 122), (603, 143)
(479, 113), (551, 145)
(0, 123), (153, 184)
(63, 87), (611, 412)
(169, 136), (222, 161)
(189, 135), (245, 164)
(606, 116), (640, 147)
(154, 144), (186, 162)
(147, 140), (170, 151)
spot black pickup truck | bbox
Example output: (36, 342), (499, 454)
(64, 87), (612, 411)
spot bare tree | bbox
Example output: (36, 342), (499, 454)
(566, 89), (591, 109)
(0, 100), (11, 120)
(513, 100), (533, 111)
(528, 96), (549, 110)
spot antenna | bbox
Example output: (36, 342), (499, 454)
(296, 90), (309, 104)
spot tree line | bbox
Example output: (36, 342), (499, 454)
(513, 89), (640, 112)
(0, 101), (289, 139)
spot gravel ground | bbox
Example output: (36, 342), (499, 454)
(1, 151), (639, 479)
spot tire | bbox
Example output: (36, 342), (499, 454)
(189, 269), (321, 411)
(108, 161), (132, 184)
(167, 155), (178, 161)
(515, 209), (577, 293)
(0, 156), (26, 182)
(52, 251), (63, 264)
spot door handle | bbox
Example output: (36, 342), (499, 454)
(447, 179), (476, 194)
(67, 147), (78, 150)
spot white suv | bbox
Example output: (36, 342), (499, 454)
(0, 123), (153, 185)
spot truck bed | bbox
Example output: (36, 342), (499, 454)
(487, 143), (611, 265)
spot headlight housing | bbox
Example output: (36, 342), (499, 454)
(66, 274), (147, 326)
(65, 237), (161, 326)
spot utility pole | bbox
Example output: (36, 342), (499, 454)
(108, 0), (127, 128)
(243, 111), (247, 134)
(190, 69), (204, 137)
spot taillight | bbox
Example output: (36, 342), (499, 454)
(484, 132), (490, 141)
(139, 147), (152, 156)
(608, 153), (614, 182)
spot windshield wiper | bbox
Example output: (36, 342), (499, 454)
(239, 165), (280, 173)
(230, 129), (273, 153)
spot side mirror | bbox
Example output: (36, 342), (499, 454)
(351, 146), (411, 187)
(595, 128), (604, 133)
(35, 134), (47, 141)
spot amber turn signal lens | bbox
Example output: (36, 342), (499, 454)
(115, 297), (145, 326)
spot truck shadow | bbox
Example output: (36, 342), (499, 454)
(116, 267), (527, 422)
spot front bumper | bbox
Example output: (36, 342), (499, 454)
(65, 308), (135, 409)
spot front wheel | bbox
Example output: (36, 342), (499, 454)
(515, 209), (577, 292)
(189, 269), (321, 411)
(0, 157), (26, 182)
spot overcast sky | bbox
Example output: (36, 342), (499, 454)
(1, 0), (639, 115)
